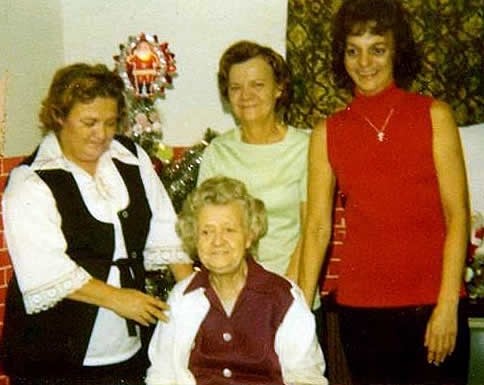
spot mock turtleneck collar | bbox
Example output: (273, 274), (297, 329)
(354, 82), (398, 99)
(350, 83), (406, 121)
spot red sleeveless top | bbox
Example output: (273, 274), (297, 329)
(327, 84), (447, 307)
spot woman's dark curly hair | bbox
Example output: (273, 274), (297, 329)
(39, 63), (126, 135)
(218, 40), (292, 116)
(332, 0), (421, 91)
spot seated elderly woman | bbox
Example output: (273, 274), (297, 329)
(146, 176), (328, 385)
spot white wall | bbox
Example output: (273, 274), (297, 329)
(460, 123), (484, 215)
(2, 0), (64, 156)
(62, 0), (288, 146)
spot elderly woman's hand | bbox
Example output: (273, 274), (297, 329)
(110, 287), (170, 325)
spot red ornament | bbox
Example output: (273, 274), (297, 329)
(114, 32), (177, 100)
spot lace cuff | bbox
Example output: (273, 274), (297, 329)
(24, 266), (92, 314)
(144, 246), (192, 271)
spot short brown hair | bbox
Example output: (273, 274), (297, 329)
(176, 176), (268, 260)
(218, 41), (292, 116)
(39, 63), (126, 135)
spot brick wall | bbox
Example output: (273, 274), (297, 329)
(321, 191), (345, 296)
(0, 156), (23, 385)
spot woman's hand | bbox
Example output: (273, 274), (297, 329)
(68, 278), (170, 325)
(424, 303), (458, 365)
(110, 287), (170, 326)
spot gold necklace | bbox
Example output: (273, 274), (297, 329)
(363, 108), (394, 142)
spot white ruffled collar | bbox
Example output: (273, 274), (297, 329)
(34, 132), (139, 172)
(33, 132), (140, 212)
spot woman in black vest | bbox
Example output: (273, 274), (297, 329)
(2, 63), (192, 385)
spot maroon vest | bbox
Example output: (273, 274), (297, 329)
(187, 258), (293, 385)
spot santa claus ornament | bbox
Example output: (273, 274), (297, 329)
(114, 32), (176, 100)
(113, 33), (177, 166)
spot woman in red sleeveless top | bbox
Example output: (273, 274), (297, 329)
(299, 1), (470, 383)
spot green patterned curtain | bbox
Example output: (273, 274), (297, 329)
(286, 0), (484, 129)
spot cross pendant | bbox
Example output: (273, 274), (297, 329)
(377, 132), (385, 142)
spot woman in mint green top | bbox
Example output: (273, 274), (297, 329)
(197, 41), (308, 280)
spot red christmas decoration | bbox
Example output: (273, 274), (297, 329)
(114, 32), (177, 100)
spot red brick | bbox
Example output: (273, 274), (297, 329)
(327, 260), (341, 276)
(332, 229), (346, 242)
(0, 287), (6, 304)
(2, 268), (12, 287)
(0, 271), (9, 288)
(333, 206), (344, 219)
(2, 157), (23, 174)
(322, 276), (339, 293)
(0, 251), (10, 269)
(5, 267), (12, 282)
(329, 242), (344, 256)
(0, 176), (6, 195)
(331, 247), (343, 258)
(333, 221), (346, 231)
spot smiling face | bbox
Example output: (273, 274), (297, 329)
(197, 202), (252, 278)
(344, 29), (395, 96)
(227, 56), (282, 126)
(58, 97), (118, 175)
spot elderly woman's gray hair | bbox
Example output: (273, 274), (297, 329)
(176, 176), (268, 260)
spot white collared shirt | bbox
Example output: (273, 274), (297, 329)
(2, 132), (191, 366)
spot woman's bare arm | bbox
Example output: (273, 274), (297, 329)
(299, 120), (336, 305)
(425, 100), (469, 365)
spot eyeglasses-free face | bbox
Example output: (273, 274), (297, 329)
(344, 30), (395, 96)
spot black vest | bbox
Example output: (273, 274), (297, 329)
(2, 136), (153, 376)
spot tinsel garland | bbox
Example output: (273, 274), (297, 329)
(159, 128), (218, 213)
